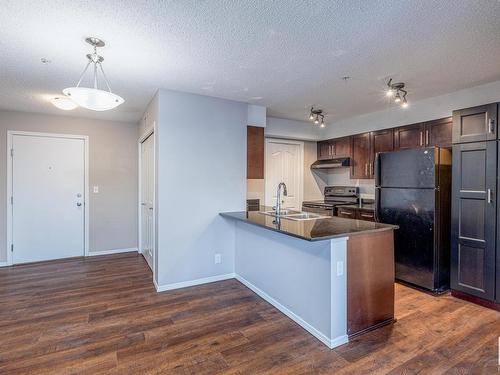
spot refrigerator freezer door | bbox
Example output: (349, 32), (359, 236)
(377, 148), (436, 188)
(376, 187), (436, 290)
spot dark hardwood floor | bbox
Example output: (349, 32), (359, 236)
(0, 253), (498, 374)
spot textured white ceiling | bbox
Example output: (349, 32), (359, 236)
(1, 0), (500, 124)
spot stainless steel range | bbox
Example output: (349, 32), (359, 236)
(302, 186), (359, 216)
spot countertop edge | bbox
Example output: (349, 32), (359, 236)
(219, 212), (396, 242)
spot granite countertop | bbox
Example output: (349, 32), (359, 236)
(220, 208), (396, 242)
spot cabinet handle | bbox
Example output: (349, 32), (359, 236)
(370, 162), (373, 176)
(360, 213), (373, 218)
(489, 119), (495, 134)
(420, 131), (423, 146)
(487, 189), (493, 204)
(340, 210), (353, 216)
(425, 130), (429, 145)
(364, 163), (368, 176)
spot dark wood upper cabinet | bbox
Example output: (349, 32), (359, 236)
(247, 126), (264, 179)
(369, 129), (394, 178)
(451, 142), (496, 301)
(351, 133), (371, 179)
(317, 140), (333, 160)
(425, 117), (452, 148)
(334, 137), (351, 157)
(452, 103), (497, 144)
(394, 123), (425, 150)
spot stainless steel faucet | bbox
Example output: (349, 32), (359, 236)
(275, 182), (288, 215)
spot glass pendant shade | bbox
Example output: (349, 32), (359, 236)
(63, 87), (124, 111)
(50, 96), (78, 110)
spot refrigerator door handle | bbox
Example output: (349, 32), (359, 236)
(487, 188), (493, 203)
(374, 187), (380, 222)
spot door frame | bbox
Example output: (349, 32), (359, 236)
(6, 131), (90, 266)
(264, 138), (304, 208)
(138, 128), (156, 277)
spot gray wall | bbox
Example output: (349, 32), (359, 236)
(0, 110), (139, 262)
(156, 89), (247, 287)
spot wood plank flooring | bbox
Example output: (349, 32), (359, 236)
(0, 253), (498, 374)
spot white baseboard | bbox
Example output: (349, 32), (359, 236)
(155, 273), (235, 292)
(87, 248), (138, 256)
(0, 262), (8, 267)
(235, 274), (348, 349)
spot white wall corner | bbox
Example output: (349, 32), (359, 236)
(247, 104), (267, 127)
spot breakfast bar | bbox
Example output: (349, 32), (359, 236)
(220, 210), (397, 349)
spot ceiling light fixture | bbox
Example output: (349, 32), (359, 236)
(308, 107), (326, 128)
(50, 96), (78, 110)
(63, 37), (124, 111)
(386, 78), (408, 109)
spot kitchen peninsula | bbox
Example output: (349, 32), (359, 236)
(220, 210), (397, 349)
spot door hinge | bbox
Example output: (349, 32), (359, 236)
(10, 196), (13, 205)
(10, 148), (13, 157)
(11, 244), (13, 252)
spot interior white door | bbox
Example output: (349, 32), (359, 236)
(12, 134), (85, 264)
(140, 133), (154, 270)
(265, 139), (303, 209)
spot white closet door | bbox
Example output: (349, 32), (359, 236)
(12, 134), (85, 264)
(140, 133), (154, 270)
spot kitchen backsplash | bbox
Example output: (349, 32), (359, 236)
(325, 168), (375, 199)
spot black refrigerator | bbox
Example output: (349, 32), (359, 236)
(375, 147), (452, 293)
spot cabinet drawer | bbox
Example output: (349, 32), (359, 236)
(337, 208), (356, 219)
(357, 211), (375, 222)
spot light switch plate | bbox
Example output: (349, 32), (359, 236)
(214, 253), (222, 264)
(336, 261), (344, 276)
(93, 186), (99, 193)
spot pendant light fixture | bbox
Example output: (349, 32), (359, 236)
(308, 107), (326, 128)
(63, 37), (124, 111)
(385, 78), (408, 109)
(50, 96), (78, 110)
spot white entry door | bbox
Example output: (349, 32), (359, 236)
(265, 138), (304, 209)
(140, 132), (154, 270)
(11, 134), (86, 264)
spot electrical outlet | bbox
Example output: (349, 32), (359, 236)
(336, 261), (344, 276)
(93, 186), (99, 193)
(214, 253), (222, 264)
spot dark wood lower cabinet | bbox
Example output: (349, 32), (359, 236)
(451, 141), (497, 301)
(347, 230), (395, 336)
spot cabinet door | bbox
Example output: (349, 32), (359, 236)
(334, 137), (351, 157)
(357, 210), (375, 222)
(351, 133), (371, 179)
(452, 103), (497, 144)
(247, 126), (264, 179)
(337, 207), (356, 219)
(394, 123), (425, 150)
(425, 117), (452, 148)
(370, 129), (393, 177)
(317, 141), (331, 160)
(451, 142), (496, 300)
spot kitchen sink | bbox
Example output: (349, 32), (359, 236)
(259, 210), (328, 221)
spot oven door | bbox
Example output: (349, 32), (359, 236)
(301, 204), (334, 216)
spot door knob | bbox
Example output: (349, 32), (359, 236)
(77, 202), (82, 207)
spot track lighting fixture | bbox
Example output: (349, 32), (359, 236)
(386, 78), (408, 109)
(308, 107), (326, 127)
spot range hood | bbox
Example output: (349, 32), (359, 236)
(311, 157), (350, 170)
